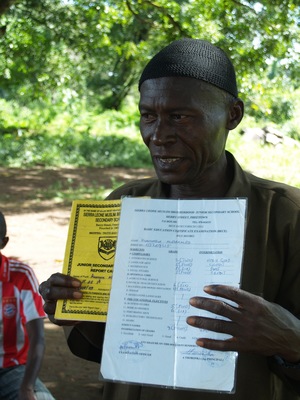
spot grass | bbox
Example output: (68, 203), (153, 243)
(226, 131), (300, 188)
(34, 178), (124, 206)
(36, 181), (111, 203)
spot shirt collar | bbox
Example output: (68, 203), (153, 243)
(224, 151), (252, 199)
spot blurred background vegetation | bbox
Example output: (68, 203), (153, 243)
(0, 0), (300, 187)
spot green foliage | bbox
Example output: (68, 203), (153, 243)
(0, 130), (151, 168)
(0, 95), (148, 167)
(269, 98), (294, 124)
(245, 93), (294, 124)
(0, 0), (299, 114)
(0, 95), (150, 167)
(226, 130), (300, 188)
(243, 86), (300, 130)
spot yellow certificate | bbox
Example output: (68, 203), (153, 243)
(55, 199), (121, 322)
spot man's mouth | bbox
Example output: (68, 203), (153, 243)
(153, 156), (184, 170)
(158, 157), (181, 164)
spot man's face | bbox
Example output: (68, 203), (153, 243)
(139, 77), (232, 186)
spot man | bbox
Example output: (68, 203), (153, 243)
(0, 211), (55, 400)
(39, 39), (300, 399)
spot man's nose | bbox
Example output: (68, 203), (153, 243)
(151, 118), (177, 145)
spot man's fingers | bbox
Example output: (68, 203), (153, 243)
(195, 337), (238, 352)
(39, 272), (81, 289)
(186, 315), (234, 335)
(43, 300), (57, 316)
(203, 284), (256, 307)
(42, 285), (83, 302)
(189, 296), (240, 320)
(39, 273), (82, 301)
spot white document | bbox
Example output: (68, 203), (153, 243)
(101, 197), (247, 393)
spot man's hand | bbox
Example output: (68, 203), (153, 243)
(186, 285), (300, 363)
(39, 273), (82, 325)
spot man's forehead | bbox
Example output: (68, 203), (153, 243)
(139, 77), (225, 103)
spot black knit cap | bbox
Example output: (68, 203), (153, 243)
(139, 38), (238, 97)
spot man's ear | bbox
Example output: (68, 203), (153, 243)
(0, 236), (9, 250)
(226, 98), (244, 131)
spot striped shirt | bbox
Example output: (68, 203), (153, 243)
(0, 253), (46, 368)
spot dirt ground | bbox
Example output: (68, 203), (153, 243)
(0, 166), (154, 400)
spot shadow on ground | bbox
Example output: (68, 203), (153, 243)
(0, 166), (154, 214)
(40, 319), (103, 400)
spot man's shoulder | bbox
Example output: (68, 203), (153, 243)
(247, 171), (300, 207)
(106, 177), (163, 199)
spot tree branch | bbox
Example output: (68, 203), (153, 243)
(0, 0), (18, 17)
(143, 0), (188, 35)
(126, 0), (188, 36)
(125, 0), (148, 23)
(230, 0), (257, 14)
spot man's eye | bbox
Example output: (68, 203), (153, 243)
(141, 113), (156, 121)
(171, 114), (186, 120)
